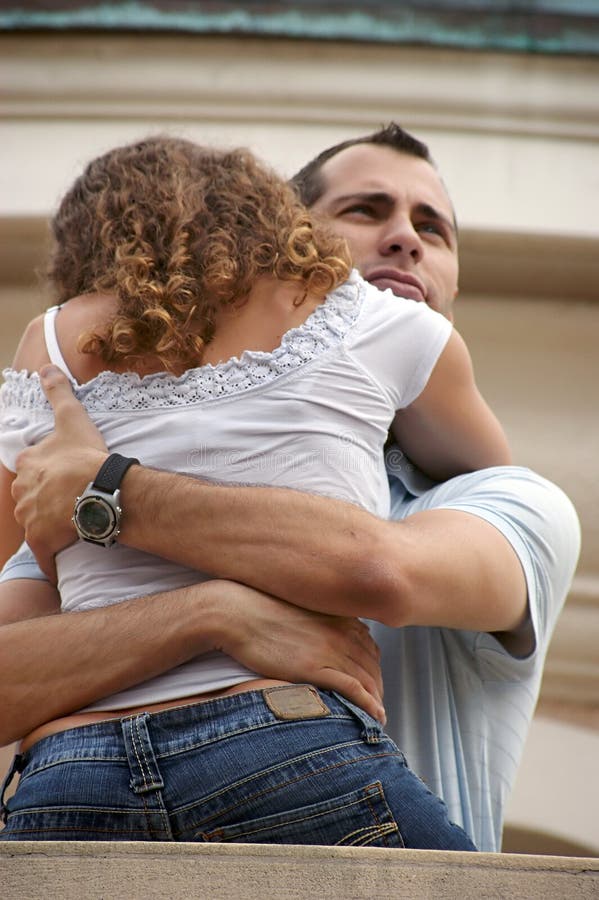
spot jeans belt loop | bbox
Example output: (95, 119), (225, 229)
(121, 713), (165, 794)
(332, 692), (383, 745)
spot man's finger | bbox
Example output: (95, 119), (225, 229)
(336, 619), (384, 698)
(318, 669), (386, 725)
(39, 364), (107, 450)
(39, 364), (78, 420)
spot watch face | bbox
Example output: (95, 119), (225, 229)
(75, 496), (117, 539)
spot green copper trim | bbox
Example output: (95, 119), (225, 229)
(1, 3), (599, 56)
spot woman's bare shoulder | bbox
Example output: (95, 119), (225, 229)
(10, 294), (117, 381)
(11, 313), (48, 374)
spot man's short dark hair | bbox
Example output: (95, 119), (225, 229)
(291, 123), (434, 207)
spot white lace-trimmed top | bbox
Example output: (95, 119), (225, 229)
(0, 272), (452, 710)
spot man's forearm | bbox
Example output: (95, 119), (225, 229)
(18, 451), (528, 633)
(14, 425), (395, 619)
(119, 465), (395, 619)
(0, 580), (225, 747)
(125, 470), (529, 634)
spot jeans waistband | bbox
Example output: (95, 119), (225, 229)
(16, 686), (385, 774)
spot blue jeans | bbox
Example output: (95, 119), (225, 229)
(0, 685), (476, 849)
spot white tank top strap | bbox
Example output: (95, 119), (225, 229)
(43, 305), (77, 383)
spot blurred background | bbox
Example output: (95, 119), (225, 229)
(1, 0), (598, 856)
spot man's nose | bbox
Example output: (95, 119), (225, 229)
(379, 219), (423, 262)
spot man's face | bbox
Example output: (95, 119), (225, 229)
(311, 144), (459, 321)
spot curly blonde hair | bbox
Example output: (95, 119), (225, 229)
(49, 136), (351, 371)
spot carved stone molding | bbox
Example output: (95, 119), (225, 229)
(2, 34), (599, 140)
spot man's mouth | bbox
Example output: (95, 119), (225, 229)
(366, 269), (426, 303)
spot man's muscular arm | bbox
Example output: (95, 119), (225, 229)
(0, 576), (384, 747)
(14, 366), (527, 634)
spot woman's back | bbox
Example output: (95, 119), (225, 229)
(0, 273), (451, 710)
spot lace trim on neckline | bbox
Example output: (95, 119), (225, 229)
(1, 273), (365, 412)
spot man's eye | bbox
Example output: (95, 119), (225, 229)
(340, 204), (376, 217)
(417, 222), (452, 245)
(418, 222), (443, 236)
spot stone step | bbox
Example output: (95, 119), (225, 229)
(1, 842), (598, 900)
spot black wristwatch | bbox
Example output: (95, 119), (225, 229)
(72, 453), (139, 547)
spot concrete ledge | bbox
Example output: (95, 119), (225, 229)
(1, 843), (598, 899)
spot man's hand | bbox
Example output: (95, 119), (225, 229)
(212, 580), (386, 723)
(12, 365), (108, 578)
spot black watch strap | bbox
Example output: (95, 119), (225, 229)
(92, 453), (140, 494)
